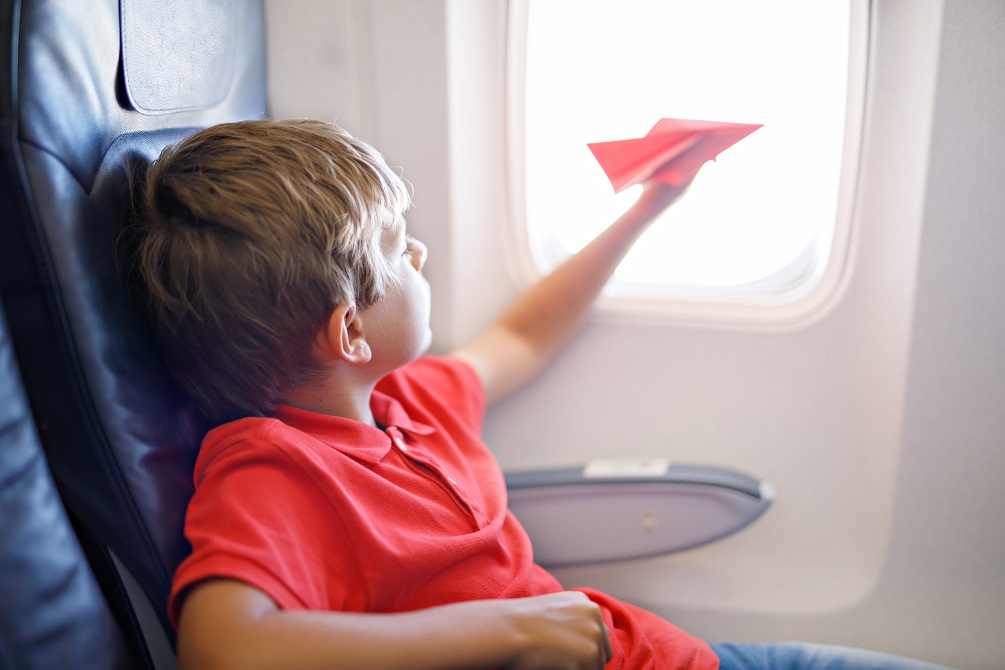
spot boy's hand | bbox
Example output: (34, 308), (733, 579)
(624, 179), (693, 225)
(501, 592), (613, 670)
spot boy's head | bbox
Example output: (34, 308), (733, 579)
(125, 119), (411, 423)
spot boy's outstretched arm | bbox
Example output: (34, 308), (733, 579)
(177, 579), (612, 670)
(453, 181), (691, 405)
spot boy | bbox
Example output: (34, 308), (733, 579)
(130, 119), (951, 670)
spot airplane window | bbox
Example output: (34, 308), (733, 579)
(508, 0), (869, 324)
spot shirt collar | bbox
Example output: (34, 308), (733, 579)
(371, 391), (435, 437)
(273, 391), (435, 464)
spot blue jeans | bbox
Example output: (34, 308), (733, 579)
(711, 642), (956, 670)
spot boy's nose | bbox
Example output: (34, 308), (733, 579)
(410, 237), (428, 273)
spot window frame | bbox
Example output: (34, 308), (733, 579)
(504, 0), (872, 330)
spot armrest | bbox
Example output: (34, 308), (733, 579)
(505, 459), (774, 567)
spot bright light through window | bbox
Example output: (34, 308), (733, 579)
(517, 0), (861, 296)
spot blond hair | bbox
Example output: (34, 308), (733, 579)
(123, 119), (410, 422)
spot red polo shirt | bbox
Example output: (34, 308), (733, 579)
(169, 356), (717, 670)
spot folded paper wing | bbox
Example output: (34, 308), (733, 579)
(588, 118), (763, 193)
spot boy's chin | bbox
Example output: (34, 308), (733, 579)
(398, 330), (433, 368)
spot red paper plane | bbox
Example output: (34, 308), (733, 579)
(588, 118), (763, 193)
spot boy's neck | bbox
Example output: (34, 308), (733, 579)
(282, 377), (379, 426)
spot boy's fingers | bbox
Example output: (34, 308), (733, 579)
(602, 622), (613, 665)
(634, 179), (693, 219)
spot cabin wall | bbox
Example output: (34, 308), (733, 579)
(264, 1), (1005, 667)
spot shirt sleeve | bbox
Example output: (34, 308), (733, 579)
(168, 428), (359, 627)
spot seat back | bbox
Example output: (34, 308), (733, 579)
(0, 301), (133, 669)
(0, 0), (268, 651)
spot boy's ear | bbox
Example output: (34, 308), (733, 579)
(320, 302), (371, 365)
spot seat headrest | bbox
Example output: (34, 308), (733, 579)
(121, 0), (240, 114)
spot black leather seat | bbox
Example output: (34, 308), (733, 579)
(0, 302), (133, 669)
(0, 0), (268, 661)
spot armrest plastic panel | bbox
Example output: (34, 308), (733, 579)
(505, 462), (774, 567)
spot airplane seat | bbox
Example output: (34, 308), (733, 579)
(0, 0), (268, 661)
(0, 301), (135, 669)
